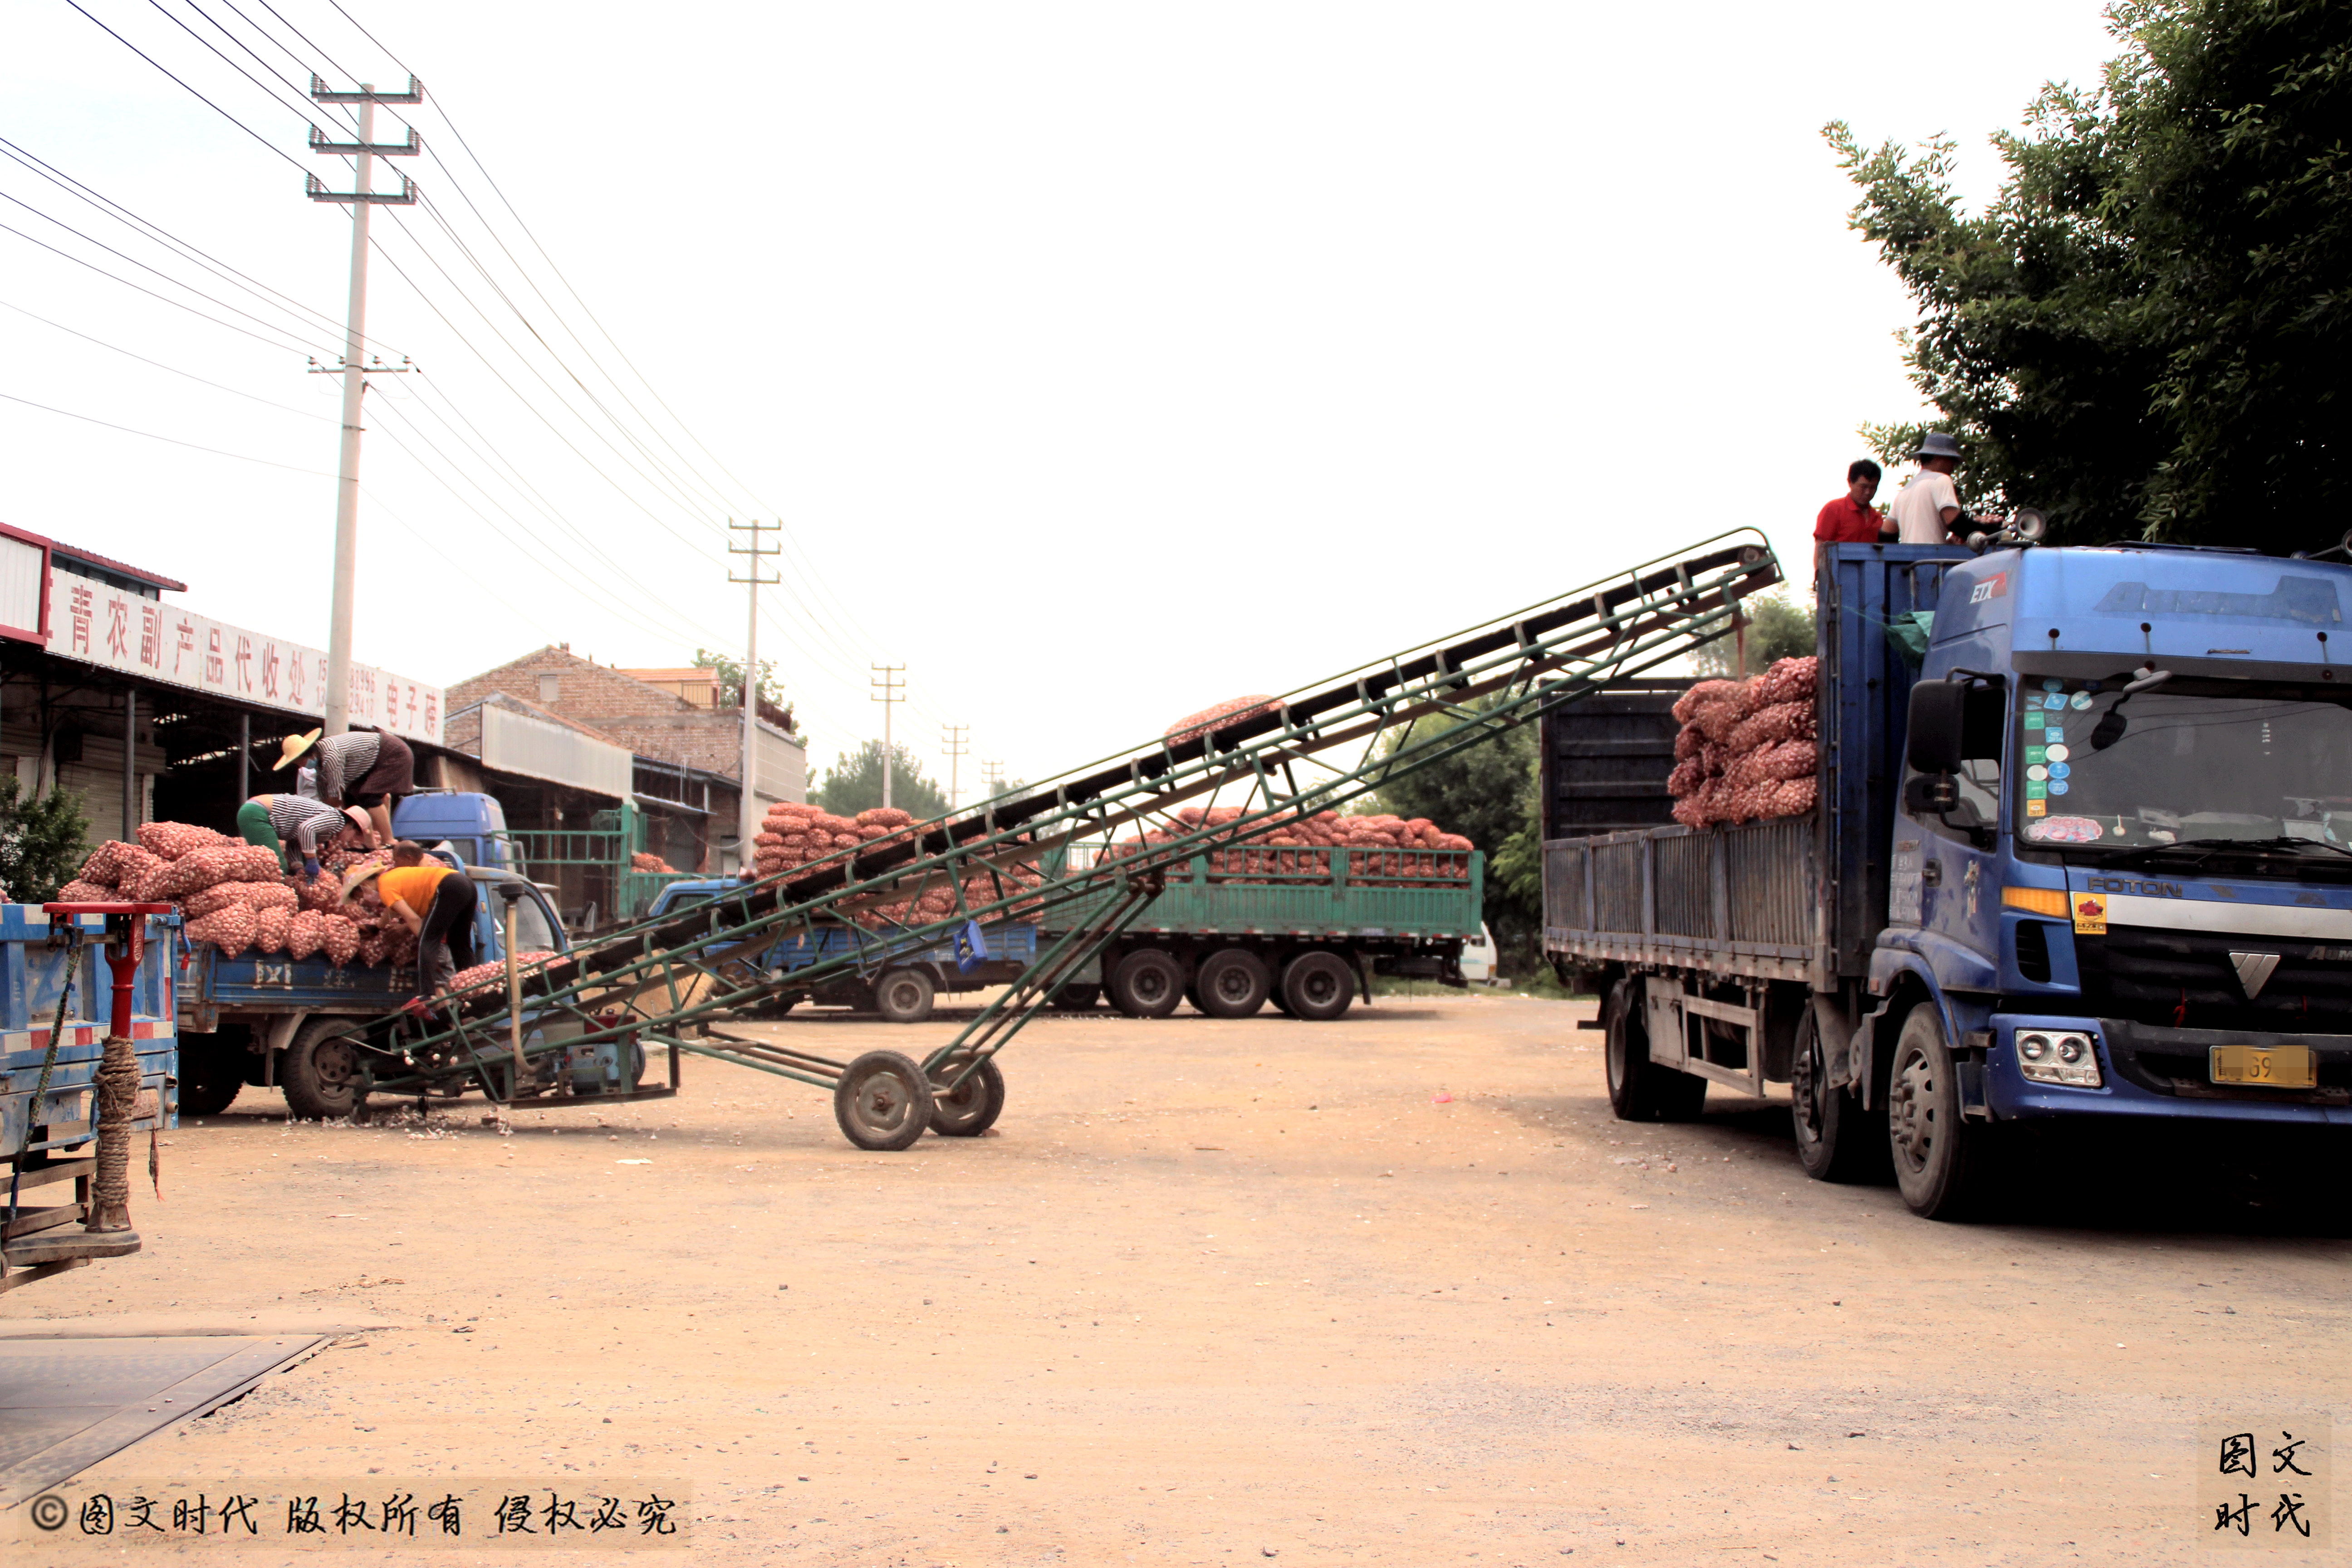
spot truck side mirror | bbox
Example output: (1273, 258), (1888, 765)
(1906, 680), (1966, 775)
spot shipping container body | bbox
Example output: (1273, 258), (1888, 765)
(1, 905), (178, 1292)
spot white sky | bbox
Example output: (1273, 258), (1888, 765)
(2, 0), (2121, 797)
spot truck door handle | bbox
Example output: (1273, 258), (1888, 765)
(1921, 861), (1941, 887)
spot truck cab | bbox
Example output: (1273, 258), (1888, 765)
(1856, 542), (2352, 1212)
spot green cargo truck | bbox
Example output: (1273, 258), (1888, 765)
(1042, 845), (1485, 1019)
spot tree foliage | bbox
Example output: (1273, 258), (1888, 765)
(1830, 0), (2349, 549)
(812, 741), (950, 821)
(1694, 591), (1816, 677)
(0, 778), (89, 904)
(692, 649), (786, 708)
(1368, 697), (1541, 960)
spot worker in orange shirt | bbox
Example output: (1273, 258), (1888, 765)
(373, 842), (479, 998)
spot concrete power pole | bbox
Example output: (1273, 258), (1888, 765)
(870, 665), (905, 810)
(729, 519), (780, 867)
(980, 759), (1005, 801)
(942, 724), (969, 808)
(306, 75), (421, 737)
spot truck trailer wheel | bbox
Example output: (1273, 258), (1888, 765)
(1110, 950), (1183, 1019)
(1886, 1004), (1992, 1220)
(1281, 951), (1354, 1022)
(929, 1057), (1006, 1137)
(874, 967), (936, 1024)
(1791, 1004), (1889, 1184)
(833, 1050), (936, 1151)
(1603, 979), (1706, 1122)
(176, 1031), (247, 1117)
(282, 1018), (370, 1122)
(1197, 949), (1271, 1018)
(1050, 983), (1100, 1012)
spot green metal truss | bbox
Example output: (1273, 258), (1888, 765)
(347, 529), (1781, 1109)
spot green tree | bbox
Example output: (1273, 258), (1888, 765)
(693, 649), (788, 709)
(813, 741), (950, 820)
(1693, 591), (1816, 677)
(1829, 0), (2351, 549)
(0, 778), (89, 904)
(1367, 696), (1541, 965)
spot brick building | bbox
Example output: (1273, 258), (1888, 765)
(446, 645), (806, 874)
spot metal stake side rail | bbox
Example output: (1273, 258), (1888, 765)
(318, 531), (1781, 1147)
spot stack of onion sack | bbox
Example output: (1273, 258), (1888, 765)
(1666, 656), (1819, 828)
(1093, 806), (1473, 884)
(1166, 696), (1279, 747)
(447, 950), (563, 994)
(59, 822), (374, 964)
(631, 851), (678, 873)
(750, 801), (1048, 926)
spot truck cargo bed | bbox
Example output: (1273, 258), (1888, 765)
(1543, 818), (1813, 981)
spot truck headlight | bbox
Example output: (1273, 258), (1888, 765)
(2016, 1029), (2102, 1088)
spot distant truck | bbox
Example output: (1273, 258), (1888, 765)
(1544, 537), (2352, 1218)
(651, 846), (1486, 1024)
(1, 905), (177, 1294)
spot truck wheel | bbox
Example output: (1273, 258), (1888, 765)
(874, 967), (936, 1024)
(1110, 950), (1183, 1019)
(1050, 983), (1100, 1011)
(1197, 949), (1270, 1018)
(176, 1032), (246, 1117)
(283, 1018), (370, 1122)
(1886, 1004), (1992, 1220)
(1791, 1004), (1888, 1183)
(833, 1050), (936, 1151)
(1603, 978), (1706, 1122)
(1281, 951), (1354, 1022)
(929, 1057), (1006, 1137)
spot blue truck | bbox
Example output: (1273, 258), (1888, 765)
(175, 839), (570, 1122)
(1543, 535), (2352, 1218)
(2, 905), (178, 1293)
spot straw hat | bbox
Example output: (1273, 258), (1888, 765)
(274, 728), (323, 770)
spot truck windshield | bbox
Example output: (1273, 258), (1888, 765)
(506, 891), (558, 951)
(2016, 678), (2352, 850)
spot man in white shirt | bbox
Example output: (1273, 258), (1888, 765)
(1891, 431), (1965, 544)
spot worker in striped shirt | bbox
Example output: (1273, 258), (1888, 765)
(273, 726), (416, 846)
(236, 794), (372, 878)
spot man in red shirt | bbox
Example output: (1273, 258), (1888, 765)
(1815, 459), (1891, 548)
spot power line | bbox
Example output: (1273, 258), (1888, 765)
(0, 388), (332, 474)
(0, 217), (316, 355)
(0, 298), (330, 420)
(61, 0), (309, 172)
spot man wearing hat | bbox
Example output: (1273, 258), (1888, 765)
(1891, 432), (1966, 544)
(276, 725), (414, 847)
(237, 793), (372, 878)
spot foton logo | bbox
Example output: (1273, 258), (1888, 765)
(1969, 573), (2008, 605)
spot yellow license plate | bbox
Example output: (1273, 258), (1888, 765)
(2209, 1044), (2318, 1089)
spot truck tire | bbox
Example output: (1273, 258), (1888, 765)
(1110, 950), (1183, 1019)
(833, 1049), (936, 1151)
(176, 1031), (246, 1117)
(1886, 1004), (1993, 1220)
(283, 1017), (370, 1122)
(1281, 951), (1354, 1022)
(874, 967), (936, 1025)
(1050, 983), (1100, 1012)
(1197, 949), (1270, 1018)
(1791, 1003), (1888, 1184)
(929, 1057), (1006, 1137)
(1603, 978), (1706, 1122)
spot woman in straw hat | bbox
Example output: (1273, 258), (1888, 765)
(236, 794), (373, 878)
(275, 725), (415, 846)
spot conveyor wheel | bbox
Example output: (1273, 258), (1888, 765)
(833, 1050), (937, 1151)
(928, 1057), (1006, 1137)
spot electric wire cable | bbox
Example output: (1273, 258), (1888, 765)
(0, 298), (332, 420)
(0, 216), (319, 357)
(0, 388), (333, 474)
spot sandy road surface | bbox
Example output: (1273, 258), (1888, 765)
(6, 993), (2349, 1565)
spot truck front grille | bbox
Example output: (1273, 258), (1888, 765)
(2076, 924), (2352, 1034)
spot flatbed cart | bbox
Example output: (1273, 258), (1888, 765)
(293, 531), (1783, 1148)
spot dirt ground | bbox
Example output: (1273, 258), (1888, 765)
(7, 991), (2350, 1565)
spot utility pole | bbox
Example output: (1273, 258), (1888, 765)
(870, 666), (905, 809)
(729, 519), (780, 865)
(942, 724), (970, 808)
(307, 74), (421, 737)
(980, 759), (1005, 801)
